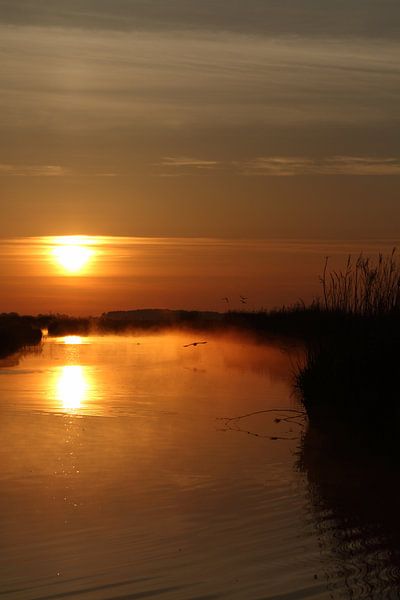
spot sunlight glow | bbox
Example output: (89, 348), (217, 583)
(63, 336), (83, 345)
(56, 366), (88, 410)
(53, 244), (92, 273)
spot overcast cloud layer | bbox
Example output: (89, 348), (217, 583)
(1, 0), (400, 38)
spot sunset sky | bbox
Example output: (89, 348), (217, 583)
(1, 1), (399, 314)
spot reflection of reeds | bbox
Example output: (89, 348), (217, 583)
(296, 250), (400, 426)
(298, 423), (400, 596)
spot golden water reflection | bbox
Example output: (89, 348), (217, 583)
(63, 335), (84, 345)
(56, 365), (89, 411)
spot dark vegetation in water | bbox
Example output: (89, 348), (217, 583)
(295, 251), (400, 426)
(0, 313), (42, 358)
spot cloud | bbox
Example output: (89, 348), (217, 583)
(0, 164), (68, 176)
(240, 156), (400, 176)
(1, 25), (399, 138)
(157, 156), (400, 176)
(0, 165), (119, 177)
(1, 0), (399, 40)
(160, 157), (220, 170)
(4, 157), (397, 178)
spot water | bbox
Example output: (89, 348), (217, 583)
(0, 332), (399, 599)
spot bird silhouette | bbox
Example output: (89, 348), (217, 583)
(183, 341), (208, 348)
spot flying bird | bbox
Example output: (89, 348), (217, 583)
(183, 341), (208, 348)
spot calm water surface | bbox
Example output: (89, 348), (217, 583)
(0, 332), (399, 599)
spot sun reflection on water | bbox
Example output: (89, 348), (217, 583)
(63, 336), (83, 345)
(56, 366), (89, 411)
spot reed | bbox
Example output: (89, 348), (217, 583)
(296, 249), (400, 426)
(320, 248), (400, 316)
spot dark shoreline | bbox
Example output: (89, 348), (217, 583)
(34, 305), (338, 341)
(0, 313), (43, 359)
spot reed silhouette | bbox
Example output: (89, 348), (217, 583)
(295, 250), (400, 427)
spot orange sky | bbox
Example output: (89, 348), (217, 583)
(0, 236), (398, 315)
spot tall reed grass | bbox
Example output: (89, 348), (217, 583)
(320, 249), (400, 316)
(296, 249), (400, 426)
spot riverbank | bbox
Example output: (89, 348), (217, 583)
(0, 314), (42, 358)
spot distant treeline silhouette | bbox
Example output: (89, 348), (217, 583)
(41, 306), (351, 341)
(0, 304), (338, 358)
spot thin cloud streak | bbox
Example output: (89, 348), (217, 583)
(0, 164), (67, 176)
(2, 236), (399, 266)
(158, 156), (400, 176)
(240, 156), (400, 176)
(0, 165), (118, 177)
(160, 157), (220, 170)
(2, 157), (398, 178)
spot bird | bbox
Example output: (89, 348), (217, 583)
(240, 295), (248, 301)
(183, 341), (208, 348)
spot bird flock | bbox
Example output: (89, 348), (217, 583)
(222, 295), (248, 306)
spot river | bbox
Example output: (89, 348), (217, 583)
(0, 332), (399, 599)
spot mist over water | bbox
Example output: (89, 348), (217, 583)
(0, 332), (399, 599)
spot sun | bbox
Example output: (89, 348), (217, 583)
(52, 243), (92, 274)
